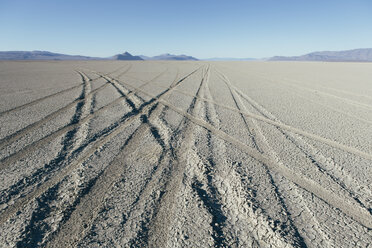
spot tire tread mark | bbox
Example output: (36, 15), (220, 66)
(0, 77), (109, 151)
(145, 66), (210, 247)
(0, 66), (201, 227)
(215, 68), (327, 246)
(45, 68), (194, 247)
(115, 76), (372, 229)
(151, 85), (372, 161)
(0, 66), (121, 116)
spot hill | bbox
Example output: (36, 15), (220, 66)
(0, 51), (100, 60)
(270, 48), (372, 62)
(142, 53), (198, 61)
(111, 52), (143, 60)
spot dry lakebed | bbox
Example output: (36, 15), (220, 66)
(0, 60), (371, 247)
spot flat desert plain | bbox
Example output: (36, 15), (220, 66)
(0, 60), (371, 247)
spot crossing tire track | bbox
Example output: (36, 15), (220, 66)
(0, 67), (121, 117)
(155, 85), (372, 161)
(40, 67), (194, 247)
(114, 73), (372, 229)
(0, 66), (201, 228)
(0, 74), (110, 152)
(215, 68), (331, 246)
(217, 69), (372, 212)
(198, 66), (305, 247)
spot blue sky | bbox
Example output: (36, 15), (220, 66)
(1, 0), (371, 58)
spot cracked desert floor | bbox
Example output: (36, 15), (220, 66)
(0, 60), (372, 247)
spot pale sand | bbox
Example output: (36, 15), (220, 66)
(0, 60), (371, 247)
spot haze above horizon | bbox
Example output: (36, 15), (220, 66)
(1, 0), (371, 58)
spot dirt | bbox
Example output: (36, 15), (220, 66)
(0, 60), (371, 247)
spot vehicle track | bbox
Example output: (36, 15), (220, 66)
(65, 66), (207, 247)
(0, 72), (110, 151)
(282, 85), (372, 126)
(98, 66), (204, 246)
(217, 71), (372, 212)
(2, 62), (371, 247)
(116, 66), (300, 246)
(151, 85), (372, 161)
(114, 64), (133, 79)
(115, 73), (372, 229)
(162, 98), (372, 229)
(0, 67), (143, 170)
(0, 84), (84, 117)
(0, 67), (123, 117)
(209, 68), (309, 246)
(45, 66), (198, 247)
(279, 77), (372, 111)
(215, 68), (332, 246)
(0, 66), (201, 229)
(143, 66), (218, 247)
(46, 105), (168, 247)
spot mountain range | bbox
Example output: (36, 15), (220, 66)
(1, 48), (372, 62)
(0, 51), (102, 60)
(139, 53), (198, 61)
(0, 51), (198, 61)
(269, 48), (372, 62)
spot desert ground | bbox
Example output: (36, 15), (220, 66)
(0, 60), (371, 247)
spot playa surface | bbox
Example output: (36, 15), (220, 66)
(0, 60), (371, 247)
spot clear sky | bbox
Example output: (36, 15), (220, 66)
(1, 0), (371, 58)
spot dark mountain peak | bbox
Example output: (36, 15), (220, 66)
(112, 52), (143, 61)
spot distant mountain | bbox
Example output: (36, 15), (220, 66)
(138, 55), (151, 60)
(0, 51), (101, 60)
(270, 48), (372, 62)
(111, 52), (143, 60)
(0, 50), (196, 61)
(142, 53), (198, 61)
(203, 57), (257, 61)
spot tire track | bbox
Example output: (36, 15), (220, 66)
(0, 67), (122, 117)
(152, 85), (372, 161)
(115, 64), (133, 79)
(119, 67), (171, 86)
(145, 66), (216, 247)
(215, 68), (331, 246)
(0, 69), (139, 171)
(0, 73), (110, 151)
(217, 71), (372, 211)
(188, 66), (230, 247)
(316, 84), (372, 101)
(70, 71), (93, 150)
(284, 85), (372, 126)
(63, 66), (203, 247)
(78, 65), (126, 81)
(45, 67), (193, 247)
(0, 71), (143, 206)
(197, 66), (304, 247)
(0, 84), (83, 117)
(279, 77), (372, 111)
(45, 105), (167, 247)
(0, 67), (170, 174)
(114, 76), (372, 229)
(0, 66), (201, 228)
(162, 99), (372, 229)
(80, 66), (203, 246)
(7, 69), (94, 246)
